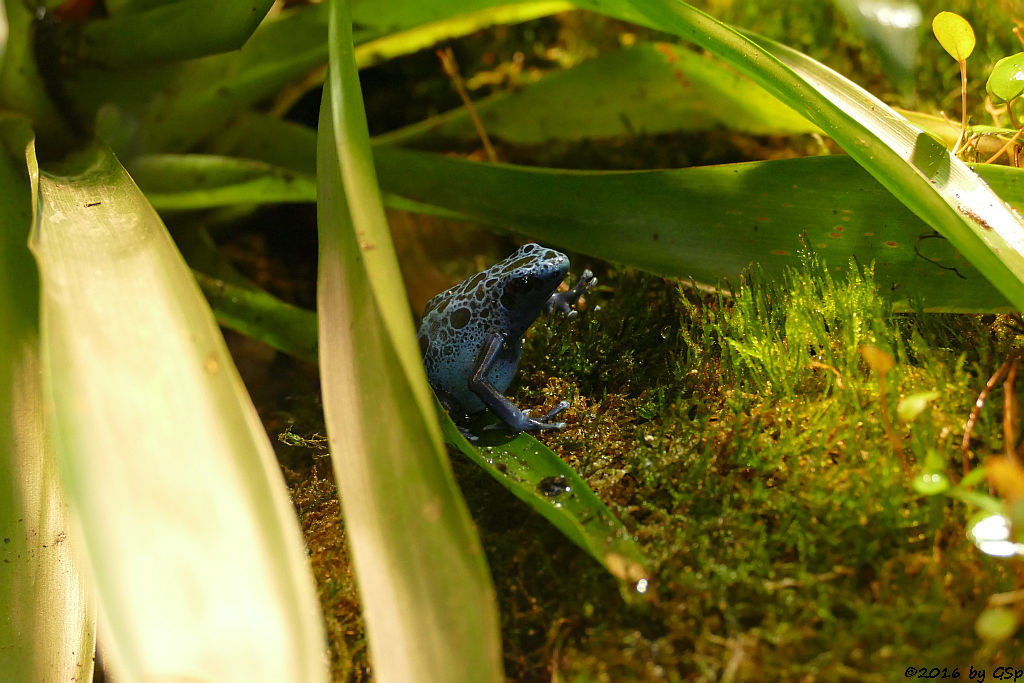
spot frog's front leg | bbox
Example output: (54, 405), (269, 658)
(545, 269), (597, 316)
(470, 333), (568, 432)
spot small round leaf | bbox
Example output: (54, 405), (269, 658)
(975, 607), (1018, 642)
(987, 52), (1024, 104)
(932, 11), (975, 62)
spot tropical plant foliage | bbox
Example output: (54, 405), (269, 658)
(2, 0), (1024, 680)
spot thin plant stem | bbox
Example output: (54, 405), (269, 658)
(437, 47), (497, 163)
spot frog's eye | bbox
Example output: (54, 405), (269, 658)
(500, 274), (543, 309)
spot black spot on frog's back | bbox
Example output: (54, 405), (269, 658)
(450, 307), (472, 329)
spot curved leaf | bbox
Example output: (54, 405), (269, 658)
(129, 154), (316, 209)
(931, 11), (975, 62)
(31, 141), (327, 681)
(0, 116), (94, 683)
(379, 42), (817, 147)
(443, 415), (648, 588)
(64, 0), (275, 67)
(373, 147), (1013, 312)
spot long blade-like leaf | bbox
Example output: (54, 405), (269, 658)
(317, 1), (502, 681)
(128, 154), (316, 210)
(379, 42), (817, 147)
(443, 416), (649, 587)
(373, 148), (1012, 312)
(30, 141), (327, 681)
(130, 146), (1020, 312)
(0, 116), (94, 683)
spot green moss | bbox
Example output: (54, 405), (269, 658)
(481, 253), (1024, 679)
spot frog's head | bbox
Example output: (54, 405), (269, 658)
(497, 243), (569, 327)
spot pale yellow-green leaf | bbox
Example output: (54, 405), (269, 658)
(975, 607), (1018, 642)
(30, 141), (327, 682)
(0, 116), (95, 683)
(354, 1), (571, 68)
(896, 390), (941, 423)
(932, 11), (975, 62)
(317, 0), (502, 680)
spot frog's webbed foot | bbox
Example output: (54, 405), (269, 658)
(545, 269), (596, 317)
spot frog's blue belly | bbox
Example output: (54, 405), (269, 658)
(425, 337), (523, 415)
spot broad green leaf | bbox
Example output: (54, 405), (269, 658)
(0, 116), (94, 683)
(931, 11), (975, 62)
(30, 141), (327, 682)
(986, 52), (1024, 104)
(373, 147), (1013, 312)
(67, 4), (330, 155)
(317, 0), (502, 680)
(63, 0), (275, 67)
(132, 145), (1024, 312)
(70, 2), (564, 157)
(380, 43), (817, 147)
(206, 112), (318, 174)
(128, 154), (316, 210)
(443, 416), (648, 588)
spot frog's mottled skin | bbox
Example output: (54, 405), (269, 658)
(418, 243), (595, 433)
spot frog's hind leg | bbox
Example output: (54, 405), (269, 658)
(470, 333), (566, 432)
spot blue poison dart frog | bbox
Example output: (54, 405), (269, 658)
(418, 243), (596, 434)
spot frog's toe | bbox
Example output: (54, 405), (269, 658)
(538, 400), (570, 421)
(519, 420), (565, 431)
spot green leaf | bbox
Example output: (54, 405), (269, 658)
(443, 416), (649, 588)
(986, 52), (1024, 105)
(128, 154), (316, 210)
(67, 4), (330, 155)
(373, 148), (1012, 312)
(931, 10), (975, 62)
(912, 472), (949, 496)
(0, 116), (94, 682)
(897, 389), (940, 423)
(547, 0), (1024, 309)
(317, 0), (502, 680)
(70, 1), (565, 157)
(0, 1), (75, 152)
(351, 0), (562, 44)
(63, 0), (276, 67)
(30, 141), (327, 681)
(193, 271), (319, 363)
(380, 42), (817, 147)
(975, 607), (1018, 642)
(353, 1), (572, 68)
(206, 112), (319, 174)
